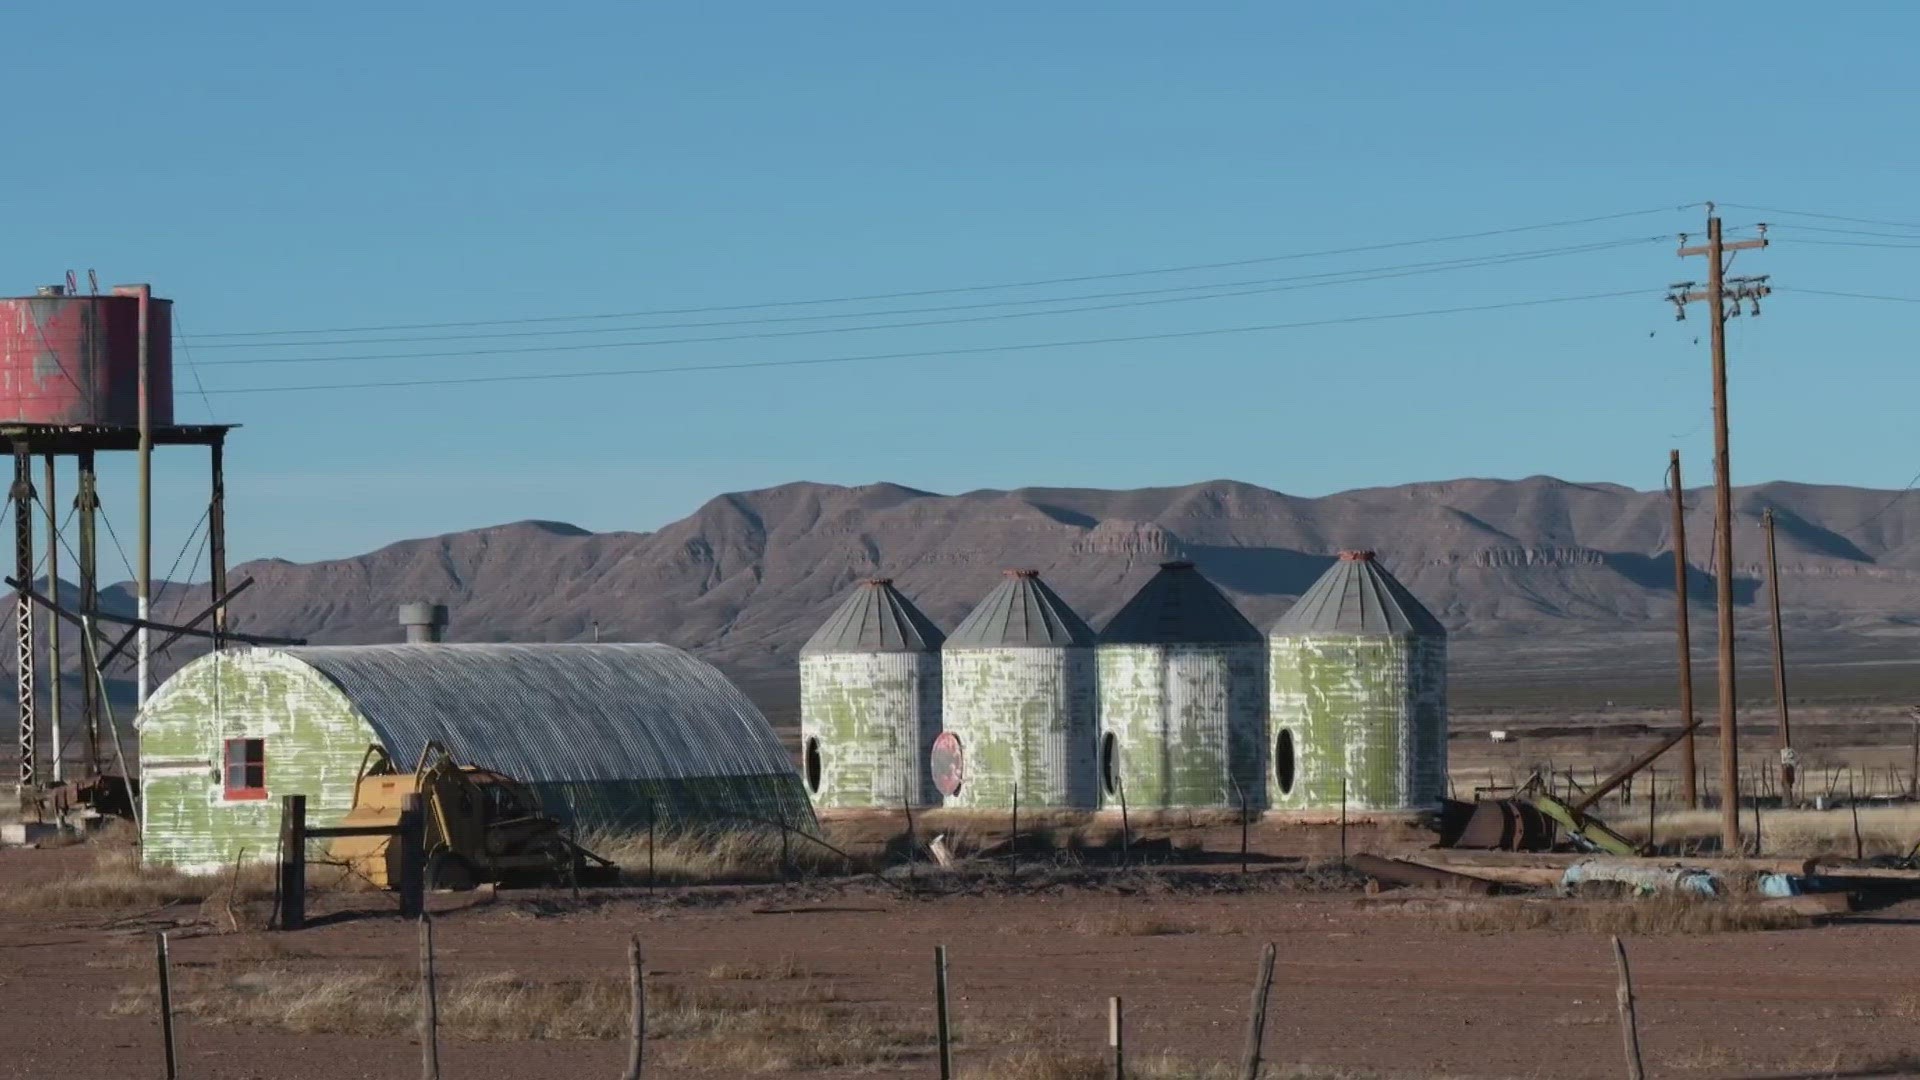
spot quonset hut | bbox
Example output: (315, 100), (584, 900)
(798, 579), (946, 809)
(136, 641), (812, 872)
(1268, 551), (1447, 813)
(938, 570), (1098, 809)
(1096, 561), (1266, 810)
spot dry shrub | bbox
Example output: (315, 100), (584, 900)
(1445, 895), (1811, 935)
(114, 961), (925, 1071)
(1069, 911), (1197, 937)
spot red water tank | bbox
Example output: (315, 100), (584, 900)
(0, 285), (174, 426)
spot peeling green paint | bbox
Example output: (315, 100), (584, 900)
(799, 652), (942, 808)
(1097, 643), (1266, 810)
(1267, 634), (1447, 812)
(940, 646), (1097, 809)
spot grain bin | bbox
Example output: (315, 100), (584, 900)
(798, 578), (945, 809)
(937, 569), (1097, 809)
(1268, 551), (1447, 813)
(1097, 561), (1266, 810)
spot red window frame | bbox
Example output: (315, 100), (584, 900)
(223, 738), (267, 801)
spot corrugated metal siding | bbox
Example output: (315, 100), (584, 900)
(800, 651), (942, 808)
(940, 646), (1097, 808)
(1267, 634), (1447, 812)
(282, 643), (812, 830)
(1098, 643), (1266, 810)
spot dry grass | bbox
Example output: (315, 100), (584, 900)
(1068, 911), (1198, 937)
(113, 959), (925, 1072)
(704, 955), (812, 981)
(1444, 894), (1812, 935)
(960, 1052), (1393, 1079)
(582, 826), (857, 886)
(1621, 806), (1920, 858)
(0, 846), (278, 913)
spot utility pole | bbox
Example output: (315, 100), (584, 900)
(1669, 205), (1769, 854)
(1669, 450), (1699, 809)
(1764, 508), (1795, 805)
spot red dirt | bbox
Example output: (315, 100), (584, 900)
(5, 843), (1920, 1079)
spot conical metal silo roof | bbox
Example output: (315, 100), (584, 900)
(801, 578), (945, 654)
(946, 570), (1095, 649)
(1098, 561), (1262, 645)
(1270, 550), (1444, 637)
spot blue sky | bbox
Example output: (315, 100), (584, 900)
(6, 4), (1920, 565)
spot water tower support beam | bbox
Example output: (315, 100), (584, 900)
(12, 444), (35, 798)
(209, 435), (227, 650)
(75, 451), (98, 776)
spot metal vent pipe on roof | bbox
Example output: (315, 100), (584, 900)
(398, 602), (449, 643)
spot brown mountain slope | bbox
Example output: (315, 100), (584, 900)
(136, 476), (1920, 680)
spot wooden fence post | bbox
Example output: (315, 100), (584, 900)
(419, 913), (441, 1080)
(934, 945), (953, 1080)
(623, 936), (645, 1080)
(1850, 775), (1864, 861)
(1339, 778), (1348, 869)
(1646, 768), (1657, 854)
(647, 798), (656, 892)
(155, 931), (178, 1080)
(1108, 996), (1124, 1080)
(1611, 936), (1646, 1080)
(398, 793), (425, 921)
(1238, 784), (1250, 875)
(277, 795), (306, 931)
(1239, 942), (1277, 1080)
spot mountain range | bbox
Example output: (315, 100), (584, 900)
(119, 475), (1920, 682)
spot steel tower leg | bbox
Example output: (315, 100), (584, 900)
(13, 446), (35, 798)
(76, 451), (98, 776)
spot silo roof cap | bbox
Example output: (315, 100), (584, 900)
(947, 569), (1095, 649)
(1099, 561), (1261, 645)
(1270, 551), (1444, 637)
(802, 578), (945, 654)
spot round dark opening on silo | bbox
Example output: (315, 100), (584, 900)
(803, 736), (823, 794)
(1100, 733), (1120, 798)
(1275, 729), (1297, 796)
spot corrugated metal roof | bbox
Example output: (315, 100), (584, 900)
(801, 578), (945, 654)
(946, 569), (1095, 649)
(1269, 550), (1445, 637)
(1099, 560), (1262, 645)
(278, 643), (800, 789)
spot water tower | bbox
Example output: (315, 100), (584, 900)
(0, 280), (237, 803)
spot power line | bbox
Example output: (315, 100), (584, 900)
(186, 236), (1660, 353)
(190, 238), (1661, 369)
(179, 205), (1694, 339)
(1719, 202), (1920, 232)
(1772, 236), (1920, 250)
(1763, 223), (1920, 240)
(1773, 286), (1920, 303)
(200, 287), (1649, 396)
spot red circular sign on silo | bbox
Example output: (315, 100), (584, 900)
(930, 732), (964, 797)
